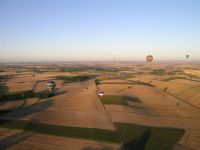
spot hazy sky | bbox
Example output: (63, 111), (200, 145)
(1, 0), (200, 62)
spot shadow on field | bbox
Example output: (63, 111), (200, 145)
(1, 99), (53, 119)
(54, 88), (68, 96)
(36, 88), (68, 97)
(81, 146), (114, 150)
(124, 129), (151, 150)
(0, 131), (32, 150)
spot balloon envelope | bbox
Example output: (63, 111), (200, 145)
(186, 55), (189, 59)
(146, 55), (153, 62)
(99, 91), (104, 97)
(46, 81), (56, 92)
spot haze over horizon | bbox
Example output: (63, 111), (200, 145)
(1, 0), (200, 62)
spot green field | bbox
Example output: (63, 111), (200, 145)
(0, 82), (5, 87)
(56, 75), (96, 83)
(1, 90), (50, 101)
(0, 119), (120, 143)
(101, 95), (141, 106)
(3, 90), (35, 101)
(116, 123), (185, 150)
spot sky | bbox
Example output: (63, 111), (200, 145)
(0, 0), (200, 62)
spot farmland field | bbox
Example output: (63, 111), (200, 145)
(0, 62), (200, 150)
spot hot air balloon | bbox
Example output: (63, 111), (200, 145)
(46, 81), (56, 93)
(186, 55), (189, 59)
(99, 91), (104, 98)
(146, 55), (153, 62)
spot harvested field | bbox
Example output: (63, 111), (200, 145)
(1, 80), (115, 131)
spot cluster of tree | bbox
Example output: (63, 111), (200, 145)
(0, 82), (5, 100)
(0, 91), (4, 100)
(59, 66), (120, 72)
(30, 66), (120, 73)
(95, 79), (100, 85)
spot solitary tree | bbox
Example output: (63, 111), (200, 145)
(95, 79), (100, 85)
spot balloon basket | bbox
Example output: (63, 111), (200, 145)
(48, 92), (54, 98)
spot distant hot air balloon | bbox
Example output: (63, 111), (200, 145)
(186, 55), (189, 59)
(46, 81), (56, 93)
(146, 55), (153, 62)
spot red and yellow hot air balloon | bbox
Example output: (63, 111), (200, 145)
(146, 55), (153, 62)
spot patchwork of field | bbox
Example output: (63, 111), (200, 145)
(0, 62), (200, 150)
(96, 63), (200, 149)
(99, 83), (200, 125)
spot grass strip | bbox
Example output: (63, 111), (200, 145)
(1, 90), (50, 101)
(0, 82), (5, 87)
